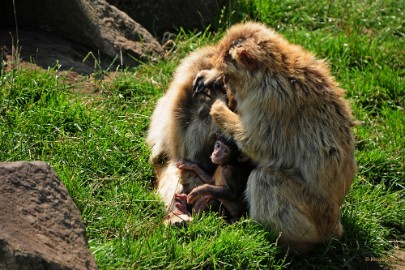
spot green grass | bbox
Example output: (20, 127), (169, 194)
(1, 0), (404, 269)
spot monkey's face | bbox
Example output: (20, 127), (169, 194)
(210, 141), (233, 165)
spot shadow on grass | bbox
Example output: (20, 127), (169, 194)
(287, 215), (396, 269)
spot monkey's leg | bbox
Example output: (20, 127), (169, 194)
(157, 162), (194, 226)
(147, 95), (170, 164)
(246, 167), (321, 254)
(174, 193), (192, 215)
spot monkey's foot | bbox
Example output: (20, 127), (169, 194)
(174, 193), (191, 215)
(164, 210), (193, 227)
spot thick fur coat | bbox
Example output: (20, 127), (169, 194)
(147, 22), (356, 253)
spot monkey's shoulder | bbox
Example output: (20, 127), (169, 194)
(219, 163), (251, 184)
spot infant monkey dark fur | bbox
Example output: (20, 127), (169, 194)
(175, 134), (253, 221)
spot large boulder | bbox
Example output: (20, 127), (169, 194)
(0, 0), (163, 71)
(106, 0), (229, 36)
(0, 161), (97, 270)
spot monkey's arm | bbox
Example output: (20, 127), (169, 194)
(187, 184), (239, 204)
(176, 160), (214, 184)
(210, 100), (244, 140)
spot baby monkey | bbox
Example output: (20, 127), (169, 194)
(175, 134), (253, 221)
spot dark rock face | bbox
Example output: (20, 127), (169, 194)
(0, 161), (97, 270)
(0, 0), (163, 71)
(106, 0), (229, 36)
(0, 28), (102, 74)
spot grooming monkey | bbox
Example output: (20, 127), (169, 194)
(193, 22), (356, 253)
(174, 134), (253, 221)
(147, 21), (356, 253)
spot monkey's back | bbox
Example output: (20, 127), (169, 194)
(209, 22), (356, 251)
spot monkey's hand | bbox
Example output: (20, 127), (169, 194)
(192, 69), (224, 97)
(177, 159), (194, 170)
(210, 99), (242, 139)
(178, 159), (214, 184)
(210, 99), (231, 126)
(187, 184), (209, 204)
(193, 195), (214, 213)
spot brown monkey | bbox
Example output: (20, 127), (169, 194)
(147, 45), (235, 225)
(193, 22), (356, 253)
(174, 134), (253, 221)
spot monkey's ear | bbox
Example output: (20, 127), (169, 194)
(238, 49), (256, 69)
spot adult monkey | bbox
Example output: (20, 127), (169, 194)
(147, 45), (234, 225)
(148, 22), (356, 253)
(193, 22), (357, 253)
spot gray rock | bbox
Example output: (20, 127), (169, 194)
(0, 161), (97, 270)
(0, 0), (163, 69)
(106, 0), (229, 36)
(0, 28), (102, 74)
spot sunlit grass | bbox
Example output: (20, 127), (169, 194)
(1, 0), (403, 269)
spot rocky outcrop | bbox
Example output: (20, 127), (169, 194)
(0, 0), (163, 71)
(106, 0), (229, 36)
(0, 28), (103, 74)
(0, 161), (97, 270)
